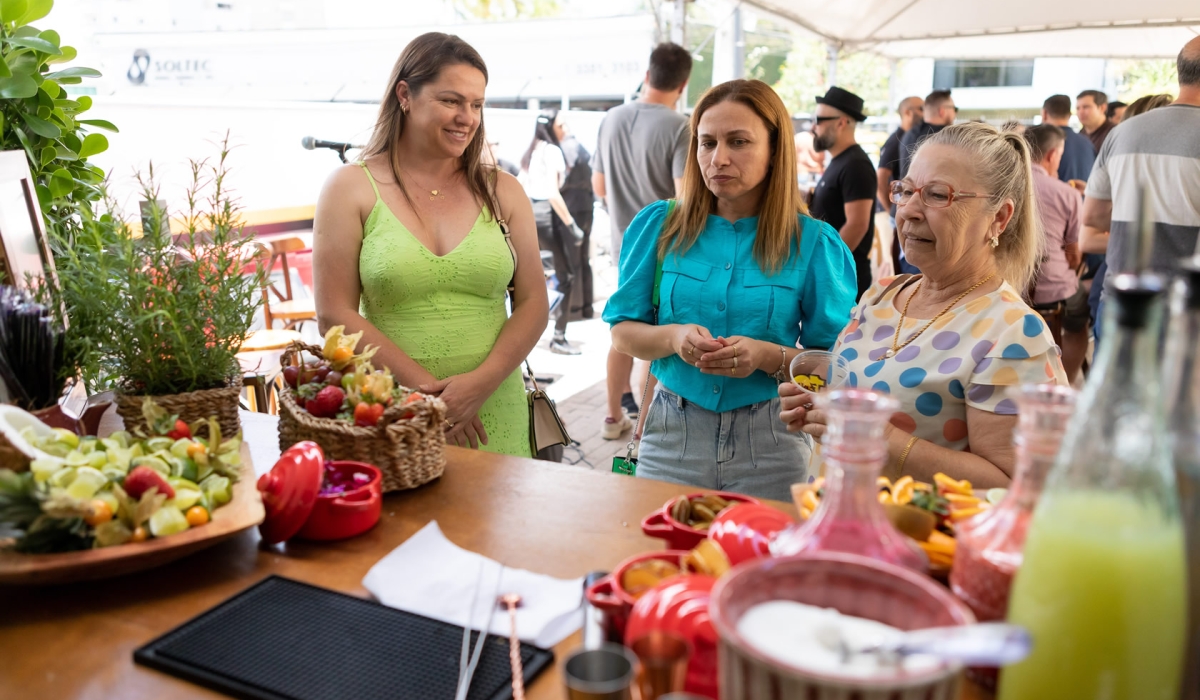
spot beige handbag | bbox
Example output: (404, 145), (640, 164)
(495, 207), (573, 459)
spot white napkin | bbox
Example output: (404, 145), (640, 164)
(363, 521), (584, 648)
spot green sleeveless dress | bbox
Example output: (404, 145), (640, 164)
(356, 163), (531, 457)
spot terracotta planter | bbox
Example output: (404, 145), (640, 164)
(115, 381), (241, 438)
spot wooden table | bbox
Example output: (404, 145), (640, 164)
(0, 447), (990, 699)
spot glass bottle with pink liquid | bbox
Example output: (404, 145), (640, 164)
(771, 388), (928, 572)
(950, 383), (1077, 623)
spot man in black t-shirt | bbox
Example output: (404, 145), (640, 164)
(810, 86), (878, 300)
(877, 96), (923, 276)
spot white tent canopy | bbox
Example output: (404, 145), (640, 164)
(743, 0), (1199, 58)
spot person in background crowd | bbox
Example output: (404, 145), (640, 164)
(592, 42), (692, 440)
(1107, 100), (1128, 124)
(793, 123), (825, 183)
(897, 89), (955, 182)
(556, 117), (596, 320)
(314, 32), (547, 456)
(810, 86), (878, 300)
(605, 79), (855, 500)
(1076, 89), (1115, 152)
(1040, 94), (1094, 191)
(483, 139), (519, 177)
(878, 96), (924, 275)
(780, 122), (1069, 488)
(519, 109), (584, 355)
(1124, 93), (1175, 118)
(1085, 38), (1200, 336)
(1024, 124), (1088, 383)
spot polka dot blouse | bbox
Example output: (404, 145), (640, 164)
(833, 275), (1070, 450)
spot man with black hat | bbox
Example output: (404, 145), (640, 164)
(810, 86), (878, 300)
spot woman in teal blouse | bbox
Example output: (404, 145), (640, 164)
(603, 79), (856, 500)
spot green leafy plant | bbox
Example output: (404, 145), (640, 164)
(48, 136), (266, 396)
(0, 0), (115, 242)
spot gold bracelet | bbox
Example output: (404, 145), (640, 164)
(772, 344), (788, 383)
(894, 436), (920, 477)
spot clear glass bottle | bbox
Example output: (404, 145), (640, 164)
(999, 274), (1188, 700)
(951, 384), (1076, 623)
(1164, 261), (1200, 700)
(771, 388), (928, 573)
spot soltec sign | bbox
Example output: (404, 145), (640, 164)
(126, 49), (213, 85)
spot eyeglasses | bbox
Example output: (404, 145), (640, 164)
(891, 181), (992, 208)
(813, 115), (840, 123)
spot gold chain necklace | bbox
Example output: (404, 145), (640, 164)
(400, 166), (452, 201)
(885, 272), (997, 359)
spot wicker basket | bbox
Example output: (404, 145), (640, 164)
(115, 381), (242, 439)
(277, 343), (447, 492)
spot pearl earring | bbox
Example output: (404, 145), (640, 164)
(990, 235), (1000, 248)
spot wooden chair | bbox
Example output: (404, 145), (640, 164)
(260, 237), (317, 331)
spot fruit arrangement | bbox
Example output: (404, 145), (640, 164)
(796, 473), (1004, 571)
(669, 493), (736, 530)
(284, 326), (427, 427)
(0, 399), (241, 553)
(622, 558), (683, 599)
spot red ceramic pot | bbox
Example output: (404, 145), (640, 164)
(641, 492), (760, 551)
(585, 550), (688, 641)
(707, 503), (795, 566)
(626, 574), (719, 699)
(297, 461), (382, 541)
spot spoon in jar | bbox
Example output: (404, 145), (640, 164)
(498, 593), (525, 700)
(815, 622), (1032, 667)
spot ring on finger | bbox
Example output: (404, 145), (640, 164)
(733, 356), (738, 369)
(688, 344), (696, 357)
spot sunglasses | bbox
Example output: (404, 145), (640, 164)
(813, 115), (841, 123)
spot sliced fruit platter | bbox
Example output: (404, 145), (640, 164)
(793, 473), (1002, 574)
(0, 399), (263, 584)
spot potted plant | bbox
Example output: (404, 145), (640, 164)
(48, 136), (264, 437)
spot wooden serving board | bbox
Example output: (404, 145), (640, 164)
(0, 443), (264, 585)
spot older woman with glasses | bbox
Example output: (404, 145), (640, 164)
(780, 122), (1069, 488)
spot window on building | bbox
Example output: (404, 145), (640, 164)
(933, 60), (1035, 89)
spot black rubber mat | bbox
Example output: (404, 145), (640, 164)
(134, 575), (555, 700)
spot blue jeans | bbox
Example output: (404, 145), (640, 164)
(637, 386), (814, 501)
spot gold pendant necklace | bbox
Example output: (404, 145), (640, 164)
(401, 167), (449, 201)
(885, 272), (997, 359)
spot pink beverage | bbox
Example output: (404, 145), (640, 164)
(773, 389), (928, 572)
(952, 384), (1076, 622)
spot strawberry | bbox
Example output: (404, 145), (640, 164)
(307, 386), (346, 418)
(123, 466), (176, 500)
(354, 401), (385, 427)
(166, 419), (191, 440)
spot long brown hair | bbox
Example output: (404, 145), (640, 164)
(360, 32), (501, 220)
(659, 79), (808, 274)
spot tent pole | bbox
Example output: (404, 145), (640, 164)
(673, 0), (688, 112)
(733, 3), (745, 79)
(826, 42), (838, 87)
(888, 58), (898, 110)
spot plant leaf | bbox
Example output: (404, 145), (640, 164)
(0, 0), (28, 23)
(76, 94), (91, 111)
(36, 29), (59, 47)
(39, 81), (58, 98)
(6, 36), (61, 55)
(0, 58), (10, 78)
(45, 45), (74, 64)
(44, 66), (100, 80)
(47, 167), (72, 199)
(54, 76), (80, 84)
(77, 133), (107, 158)
(0, 73), (37, 98)
(78, 118), (117, 133)
(16, 0), (49, 25)
(22, 112), (59, 138)
(39, 145), (55, 164)
(52, 142), (77, 160)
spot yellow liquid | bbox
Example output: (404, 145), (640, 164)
(999, 492), (1187, 700)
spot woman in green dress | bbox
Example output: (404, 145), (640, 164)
(313, 33), (548, 456)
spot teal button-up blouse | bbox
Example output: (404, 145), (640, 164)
(603, 200), (857, 412)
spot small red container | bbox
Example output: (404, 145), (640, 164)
(707, 503), (794, 566)
(258, 441), (382, 544)
(585, 550), (689, 641)
(626, 574), (719, 699)
(641, 492), (760, 550)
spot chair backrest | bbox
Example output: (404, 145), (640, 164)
(265, 236), (309, 301)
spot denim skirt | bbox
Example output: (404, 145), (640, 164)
(637, 385), (815, 502)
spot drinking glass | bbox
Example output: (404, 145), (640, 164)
(790, 350), (849, 393)
(564, 644), (638, 700)
(630, 631), (690, 700)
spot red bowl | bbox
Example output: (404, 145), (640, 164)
(296, 461), (382, 541)
(626, 574), (719, 699)
(707, 503), (794, 566)
(642, 492), (760, 550)
(710, 552), (975, 699)
(585, 550), (688, 641)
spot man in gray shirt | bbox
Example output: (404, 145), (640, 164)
(591, 42), (692, 440)
(1084, 36), (1200, 317)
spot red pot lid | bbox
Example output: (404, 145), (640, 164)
(257, 441), (324, 544)
(707, 503), (794, 566)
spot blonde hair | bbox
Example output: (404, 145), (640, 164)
(360, 33), (500, 220)
(659, 79), (808, 274)
(918, 122), (1041, 290)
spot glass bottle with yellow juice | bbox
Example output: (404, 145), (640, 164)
(999, 275), (1187, 700)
